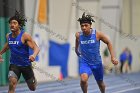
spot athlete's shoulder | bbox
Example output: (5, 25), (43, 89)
(6, 33), (11, 38)
(96, 30), (101, 35)
(6, 33), (10, 37)
(95, 29), (104, 36)
(96, 30), (110, 41)
(22, 32), (29, 35)
(22, 32), (32, 40)
(22, 32), (31, 37)
(95, 29), (105, 40)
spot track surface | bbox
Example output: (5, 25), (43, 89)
(0, 72), (140, 93)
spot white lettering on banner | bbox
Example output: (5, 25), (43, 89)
(81, 40), (95, 44)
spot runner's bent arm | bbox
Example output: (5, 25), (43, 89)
(23, 32), (40, 61)
(0, 34), (9, 55)
(97, 31), (118, 65)
(75, 32), (81, 56)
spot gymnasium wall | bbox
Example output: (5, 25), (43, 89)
(24, 0), (140, 81)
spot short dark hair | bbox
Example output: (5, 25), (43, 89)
(77, 12), (95, 25)
(9, 10), (27, 28)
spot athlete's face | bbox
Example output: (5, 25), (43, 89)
(80, 23), (91, 34)
(9, 20), (20, 32)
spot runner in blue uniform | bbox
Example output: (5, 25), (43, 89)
(75, 12), (118, 93)
(0, 11), (40, 93)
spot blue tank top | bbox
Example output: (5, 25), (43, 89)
(79, 29), (102, 65)
(8, 31), (31, 66)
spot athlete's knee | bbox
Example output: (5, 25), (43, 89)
(80, 74), (88, 84)
(9, 77), (18, 90)
(97, 81), (105, 89)
(100, 83), (105, 89)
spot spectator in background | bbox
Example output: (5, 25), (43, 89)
(103, 47), (113, 74)
(119, 48), (129, 73)
(128, 49), (132, 71)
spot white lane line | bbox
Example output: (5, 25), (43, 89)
(22, 81), (131, 93)
(88, 83), (130, 93)
(113, 86), (140, 93)
(0, 77), (118, 92)
(0, 75), (139, 93)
